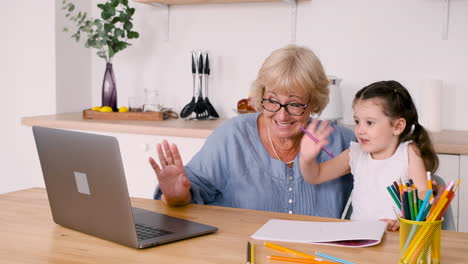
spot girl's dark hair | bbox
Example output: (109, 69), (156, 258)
(353, 80), (439, 174)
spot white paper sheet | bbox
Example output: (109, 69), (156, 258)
(251, 219), (387, 248)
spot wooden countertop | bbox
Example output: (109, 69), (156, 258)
(3, 188), (468, 264)
(430, 130), (468, 155)
(21, 112), (468, 154)
(21, 112), (227, 139)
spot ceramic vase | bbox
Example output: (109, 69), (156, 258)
(101, 62), (117, 111)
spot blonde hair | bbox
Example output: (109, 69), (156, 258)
(250, 44), (329, 114)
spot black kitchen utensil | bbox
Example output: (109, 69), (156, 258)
(180, 51), (197, 118)
(194, 51), (209, 119)
(203, 53), (219, 118)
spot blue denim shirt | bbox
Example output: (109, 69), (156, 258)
(154, 113), (355, 219)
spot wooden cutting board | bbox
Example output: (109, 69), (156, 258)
(82, 109), (163, 121)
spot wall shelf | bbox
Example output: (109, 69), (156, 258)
(135, 0), (286, 5)
(135, 0), (299, 42)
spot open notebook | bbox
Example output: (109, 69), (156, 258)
(251, 219), (387, 248)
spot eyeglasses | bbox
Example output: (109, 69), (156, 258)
(261, 98), (308, 116)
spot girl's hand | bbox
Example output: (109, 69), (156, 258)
(149, 140), (191, 206)
(431, 180), (446, 205)
(380, 219), (400, 232)
(300, 119), (333, 161)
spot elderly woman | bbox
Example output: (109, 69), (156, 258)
(149, 44), (354, 218)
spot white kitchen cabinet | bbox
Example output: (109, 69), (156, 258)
(459, 155), (468, 233)
(436, 154), (460, 231)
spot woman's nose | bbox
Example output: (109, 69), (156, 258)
(277, 106), (290, 119)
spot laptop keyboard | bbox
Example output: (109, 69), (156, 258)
(135, 224), (173, 240)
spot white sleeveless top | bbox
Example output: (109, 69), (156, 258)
(349, 141), (411, 221)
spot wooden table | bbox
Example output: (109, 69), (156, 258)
(1, 188), (468, 263)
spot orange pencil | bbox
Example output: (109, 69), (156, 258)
(438, 193), (454, 220)
(428, 181), (453, 217)
(398, 178), (403, 200)
(264, 242), (316, 260)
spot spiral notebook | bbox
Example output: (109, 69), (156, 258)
(251, 219), (387, 248)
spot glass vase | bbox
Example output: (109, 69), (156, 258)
(101, 62), (117, 111)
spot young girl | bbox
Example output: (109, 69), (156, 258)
(300, 80), (439, 231)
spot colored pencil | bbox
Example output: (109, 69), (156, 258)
(402, 190), (410, 220)
(247, 242), (251, 264)
(267, 255), (335, 264)
(392, 181), (400, 197)
(264, 242), (316, 260)
(408, 189), (415, 220)
(316, 252), (356, 264)
(250, 242), (255, 264)
(390, 184), (401, 202)
(427, 172), (433, 199)
(415, 190), (432, 221)
(300, 127), (334, 158)
(387, 186), (401, 209)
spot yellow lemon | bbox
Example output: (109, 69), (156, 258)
(118, 106), (129, 112)
(99, 106), (113, 112)
(91, 106), (101, 111)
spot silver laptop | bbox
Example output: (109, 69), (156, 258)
(32, 126), (217, 249)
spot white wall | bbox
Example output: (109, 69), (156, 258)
(2, 0), (468, 195)
(1, 1), (56, 194)
(86, 0), (468, 129)
(56, 1), (92, 113)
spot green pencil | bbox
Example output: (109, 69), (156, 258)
(387, 186), (401, 209)
(407, 189), (415, 220)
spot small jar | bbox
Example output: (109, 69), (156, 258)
(143, 89), (160, 112)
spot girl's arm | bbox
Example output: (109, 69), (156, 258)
(300, 148), (351, 184)
(299, 119), (351, 184)
(408, 143), (429, 199)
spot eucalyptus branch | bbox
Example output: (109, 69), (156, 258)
(61, 0), (139, 62)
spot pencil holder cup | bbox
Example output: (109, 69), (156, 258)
(399, 217), (442, 264)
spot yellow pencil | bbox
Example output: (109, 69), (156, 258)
(428, 181), (453, 217)
(264, 242), (316, 260)
(250, 242), (255, 264)
(452, 179), (461, 192)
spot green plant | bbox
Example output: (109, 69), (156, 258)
(62, 0), (140, 62)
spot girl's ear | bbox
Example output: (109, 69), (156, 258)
(393, 118), (406, 136)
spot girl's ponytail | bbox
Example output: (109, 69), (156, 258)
(402, 122), (439, 174)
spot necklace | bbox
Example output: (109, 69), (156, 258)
(266, 127), (295, 165)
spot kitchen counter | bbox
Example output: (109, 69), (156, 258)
(430, 130), (468, 155)
(21, 112), (227, 139)
(21, 112), (468, 154)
